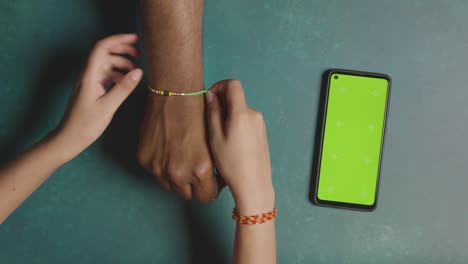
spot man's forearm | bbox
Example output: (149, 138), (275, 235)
(139, 0), (216, 203)
(142, 0), (204, 92)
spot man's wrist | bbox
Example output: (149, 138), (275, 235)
(147, 90), (206, 113)
(147, 75), (205, 105)
(147, 74), (204, 93)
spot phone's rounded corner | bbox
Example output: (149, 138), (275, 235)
(313, 192), (327, 207)
(365, 201), (378, 212)
(380, 73), (392, 92)
(310, 194), (319, 206)
(309, 188), (318, 204)
(324, 69), (337, 75)
(325, 69), (340, 78)
(323, 69), (340, 80)
(384, 74), (392, 94)
(381, 73), (392, 83)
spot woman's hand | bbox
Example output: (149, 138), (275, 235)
(0, 34), (143, 224)
(205, 80), (274, 215)
(58, 34), (143, 160)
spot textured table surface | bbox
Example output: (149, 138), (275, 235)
(1, 1), (467, 263)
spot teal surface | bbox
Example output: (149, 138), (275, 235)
(1, 0), (468, 263)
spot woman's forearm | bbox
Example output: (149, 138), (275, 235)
(0, 132), (71, 224)
(233, 191), (277, 264)
(234, 221), (277, 264)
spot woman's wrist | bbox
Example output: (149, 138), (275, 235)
(49, 128), (85, 164)
(234, 186), (275, 216)
(33, 130), (77, 168)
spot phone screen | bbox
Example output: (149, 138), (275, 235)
(316, 70), (390, 210)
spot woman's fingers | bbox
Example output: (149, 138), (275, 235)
(109, 56), (137, 71)
(102, 71), (125, 87)
(110, 44), (141, 57)
(95, 34), (138, 52)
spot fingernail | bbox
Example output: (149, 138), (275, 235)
(205, 91), (214, 103)
(130, 69), (142, 81)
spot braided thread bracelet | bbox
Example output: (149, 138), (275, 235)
(232, 208), (277, 225)
(148, 86), (207, 96)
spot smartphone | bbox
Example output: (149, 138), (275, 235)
(313, 69), (391, 211)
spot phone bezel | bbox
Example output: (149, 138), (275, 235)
(313, 69), (392, 211)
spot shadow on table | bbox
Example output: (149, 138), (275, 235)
(96, 1), (229, 263)
(182, 203), (229, 264)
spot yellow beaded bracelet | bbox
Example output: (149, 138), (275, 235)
(148, 86), (207, 96)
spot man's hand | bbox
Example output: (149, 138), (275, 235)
(138, 95), (217, 203)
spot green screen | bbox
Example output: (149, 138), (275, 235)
(317, 73), (389, 206)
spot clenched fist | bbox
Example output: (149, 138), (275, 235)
(138, 95), (217, 203)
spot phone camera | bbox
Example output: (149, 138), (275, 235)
(334, 75), (339, 80)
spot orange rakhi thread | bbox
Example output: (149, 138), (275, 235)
(232, 208), (277, 225)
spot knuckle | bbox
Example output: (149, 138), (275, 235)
(230, 109), (249, 123)
(192, 161), (213, 182)
(150, 162), (163, 178)
(238, 106), (249, 114)
(230, 106), (248, 117)
(166, 164), (184, 183)
(253, 110), (264, 121)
